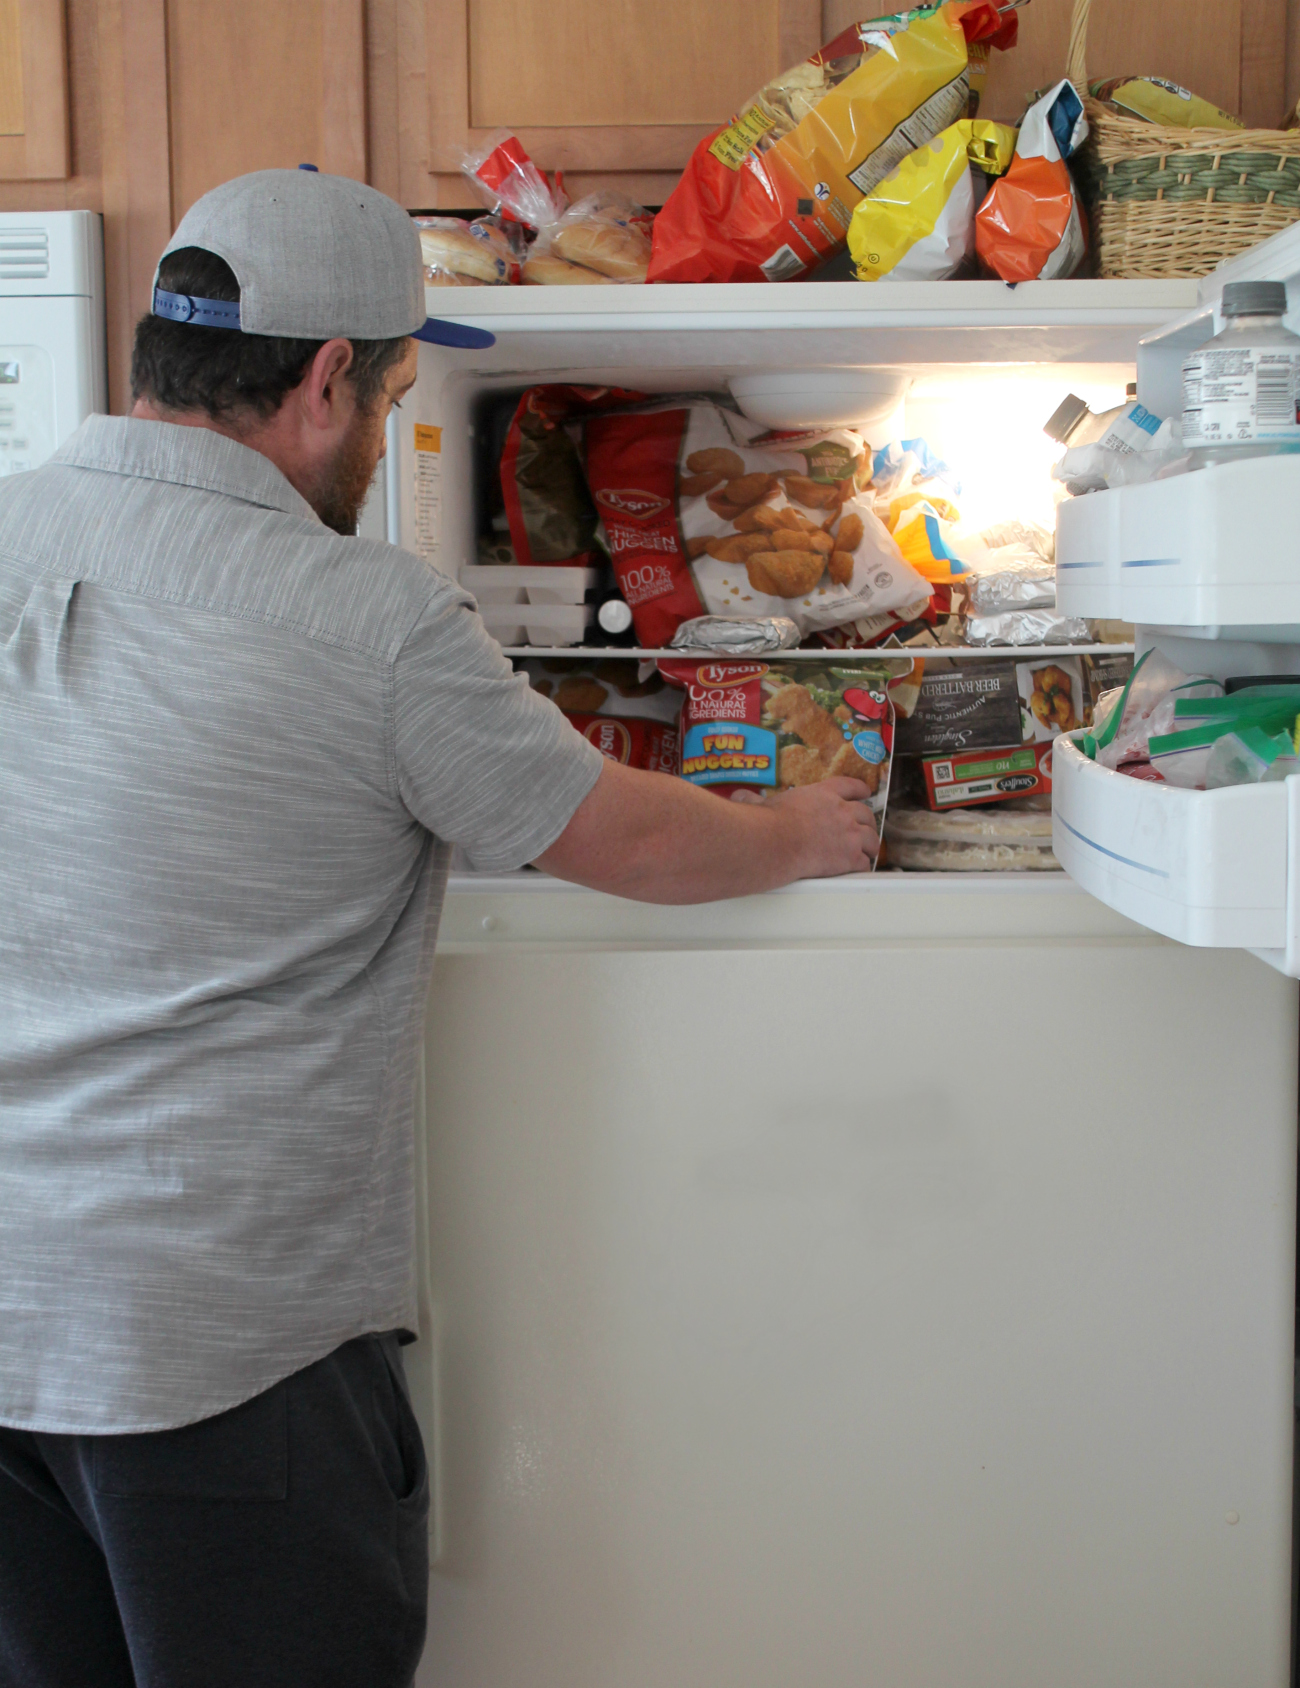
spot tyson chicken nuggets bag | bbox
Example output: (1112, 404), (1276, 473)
(659, 656), (920, 868)
(648, 0), (1018, 284)
(583, 400), (932, 648)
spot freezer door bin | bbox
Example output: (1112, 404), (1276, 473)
(1051, 733), (1300, 973)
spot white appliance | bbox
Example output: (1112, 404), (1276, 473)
(391, 278), (1298, 1688)
(0, 211), (105, 473)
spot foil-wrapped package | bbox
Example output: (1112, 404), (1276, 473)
(668, 616), (802, 654)
(964, 610), (1090, 646)
(965, 549), (1056, 615)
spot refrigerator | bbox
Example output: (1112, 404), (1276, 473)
(385, 271), (1299, 1688)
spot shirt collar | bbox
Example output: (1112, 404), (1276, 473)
(52, 414), (320, 524)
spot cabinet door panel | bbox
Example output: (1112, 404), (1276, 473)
(427, 0), (821, 176)
(166, 0), (366, 222)
(0, 0), (69, 179)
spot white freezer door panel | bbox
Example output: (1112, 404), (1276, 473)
(415, 939), (1297, 1688)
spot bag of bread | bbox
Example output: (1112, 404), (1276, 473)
(582, 400), (933, 647)
(658, 656), (917, 865)
(647, 1), (1017, 285)
(975, 80), (1089, 281)
(541, 191), (654, 283)
(499, 385), (646, 569)
(415, 215), (521, 286)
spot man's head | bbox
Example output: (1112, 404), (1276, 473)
(132, 245), (416, 534)
(128, 168), (492, 535)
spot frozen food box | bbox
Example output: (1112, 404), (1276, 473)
(892, 658), (1022, 754)
(920, 739), (1054, 809)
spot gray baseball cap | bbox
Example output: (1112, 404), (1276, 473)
(153, 166), (494, 350)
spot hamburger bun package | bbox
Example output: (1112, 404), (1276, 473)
(647, 1), (1017, 285)
(548, 191), (654, 282)
(582, 400), (933, 647)
(415, 215), (521, 286)
(659, 656), (920, 867)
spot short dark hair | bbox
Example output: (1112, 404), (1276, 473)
(130, 246), (410, 422)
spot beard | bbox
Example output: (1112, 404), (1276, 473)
(312, 406), (384, 536)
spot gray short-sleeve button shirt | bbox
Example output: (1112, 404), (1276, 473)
(0, 416), (603, 1433)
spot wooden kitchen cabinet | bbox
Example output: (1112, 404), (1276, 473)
(0, 0), (1293, 415)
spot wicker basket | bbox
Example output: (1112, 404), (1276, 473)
(1067, 0), (1300, 277)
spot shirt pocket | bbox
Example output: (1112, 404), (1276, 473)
(91, 1379), (288, 1500)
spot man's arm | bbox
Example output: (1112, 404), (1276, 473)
(533, 760), (878, 904)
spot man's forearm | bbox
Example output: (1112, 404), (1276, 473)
(533, 760), (874, 904)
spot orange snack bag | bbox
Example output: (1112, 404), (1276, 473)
(975, 80), (1090, 282)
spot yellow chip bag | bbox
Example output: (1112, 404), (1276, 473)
(1090, 76), (1243, 131)
(848, 119), (1015, 281)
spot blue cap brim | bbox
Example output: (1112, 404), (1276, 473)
(413, 318), (496, 350)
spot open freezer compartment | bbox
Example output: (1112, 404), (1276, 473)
(388, 279), (1187, 886)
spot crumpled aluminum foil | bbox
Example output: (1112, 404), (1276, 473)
(669, 616), (802, 653)
(963, 610), (1091, 646)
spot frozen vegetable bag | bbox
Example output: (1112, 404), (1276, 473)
(648, 0), (1018, 284)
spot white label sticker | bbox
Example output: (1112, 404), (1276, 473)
(1183, 347), (1300, 443)
(414, 423), (442, 561)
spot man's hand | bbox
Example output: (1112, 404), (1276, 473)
(533, 759), (880, 905)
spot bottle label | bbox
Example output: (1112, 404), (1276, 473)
(1183, 346), (1300, 444)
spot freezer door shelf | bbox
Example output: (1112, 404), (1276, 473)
(1055, 455), (1300, 638)
(1053, 732), (1300, 973)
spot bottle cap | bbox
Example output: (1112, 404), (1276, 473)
(1221, 280), (1288, 318)
(1043, 393), (1090, 444)
(597, 597), (633, 635)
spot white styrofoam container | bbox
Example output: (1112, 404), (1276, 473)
(477, 601), (594, 646)
(1056, 456), (1300, 636)
(1052, 732), (1294, 955)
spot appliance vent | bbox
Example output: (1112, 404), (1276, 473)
(0, 230), (49, 281)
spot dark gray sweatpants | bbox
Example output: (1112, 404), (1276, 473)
(0, 1332), (428, 1687)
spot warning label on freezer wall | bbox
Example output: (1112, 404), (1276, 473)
(414, 424), (442, 561)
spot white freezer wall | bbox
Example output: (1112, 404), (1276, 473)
(412, 883), (1298, 1688)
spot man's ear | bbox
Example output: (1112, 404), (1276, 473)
(299, 338), (355, 431)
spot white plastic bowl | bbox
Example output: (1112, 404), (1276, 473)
(728, 368), (910, 430)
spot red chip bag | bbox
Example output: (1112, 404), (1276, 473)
(648, 1), (1015, 285)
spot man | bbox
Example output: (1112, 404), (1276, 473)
(0, 170), (877, 1687)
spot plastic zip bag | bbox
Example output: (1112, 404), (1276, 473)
(1087, 646), (1223, 768)
(1205, 724), (1300, 788)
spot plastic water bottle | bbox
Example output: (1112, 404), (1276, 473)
(1183, 280), (1300, 469)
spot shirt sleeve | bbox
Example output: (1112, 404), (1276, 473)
(392, 590), (603, 872)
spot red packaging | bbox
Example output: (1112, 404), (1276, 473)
(920, 739), (1053, 809)
(500, 384), (644, 568)
(565, 712), (679, 773)
(583, 407), (704, 645)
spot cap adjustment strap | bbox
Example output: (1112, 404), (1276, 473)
(152, 288), (242, 330)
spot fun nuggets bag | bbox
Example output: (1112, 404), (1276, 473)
(975, 79), (1089, 281)
(582, 400), (933, 648)
(647, 1), (1017, 285)
(659, 657), (919, 868)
